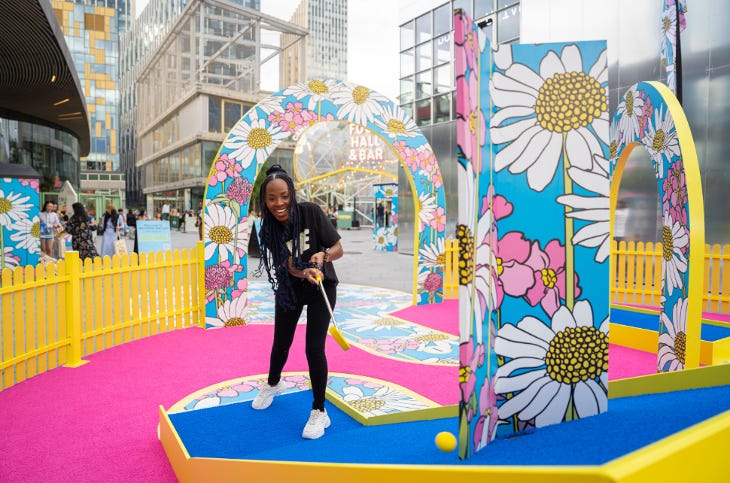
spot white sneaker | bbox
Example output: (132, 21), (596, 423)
(302, 409), (331, 439)
(251, 381), (285, 410)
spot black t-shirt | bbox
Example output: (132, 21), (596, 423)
(286, 202), (341, 284)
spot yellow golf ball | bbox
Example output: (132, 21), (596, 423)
(434, 431), (457, 452)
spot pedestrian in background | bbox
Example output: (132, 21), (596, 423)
(99, 203), (124, 258)
(66, 202), (98, 261)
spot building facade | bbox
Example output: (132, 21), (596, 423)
(124, 0), (306, 216)
(51, 0), (131, 214)
(280, 0), (348, 87)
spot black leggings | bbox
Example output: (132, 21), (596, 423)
(268, 281), (337, 411)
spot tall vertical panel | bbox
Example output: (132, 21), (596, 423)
(456, 13), (610, 457)
(0, 177), (40, 269)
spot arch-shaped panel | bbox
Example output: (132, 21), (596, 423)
(202, 80), (446, 327)
(610, 81), (705, 371)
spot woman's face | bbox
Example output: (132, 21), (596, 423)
(265, 178), (291, 223)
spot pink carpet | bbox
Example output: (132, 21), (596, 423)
(391, 300), (657, 380)
(0, 324), (455, 482)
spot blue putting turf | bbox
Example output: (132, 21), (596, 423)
(611, 308), (730, 342)
(169, 384), (730, 466)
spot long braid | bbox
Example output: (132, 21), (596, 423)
(256, 165), (313, 309)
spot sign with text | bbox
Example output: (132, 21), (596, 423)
(137, 220), (172, 253)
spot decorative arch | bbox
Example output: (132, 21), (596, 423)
(202, 80), (446, 328)
(610, 81), (705, 371)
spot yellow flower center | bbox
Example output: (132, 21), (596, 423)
(653, 129), (666, 152)
(468, 110), (477, 134)
(496, 257), (504, 276)
(674, 331), (686, 365)
(224, 317), (246, 327)
(387, 119), (406, 133)
(209, 225), (233, 245)
(308, 80), (328, 94)
(414, 333), (449, 342)
(625, 90), (634, 115)
(459, 365), (471, 384)
(545, 326), (608, 384)
(662, 225), (674, 261)
(0, 198), (11, 214)
(247, 128), (272, 149)
(541, 268), (557, 288)
(663, 16), (671, 34)
(375, 317), (405, 327)
(352, 86), (370, 105)
(535, 71), (607, 133)
(436, 253), (445, 266)
(31, 221), (41, 238)
(609, 140), (617, 160)
(457, 224), (474, 285)
(348, 397), (385, 413)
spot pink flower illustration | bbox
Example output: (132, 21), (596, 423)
(208, 154), (242, 186)
(492, 231), (536, 309)
(226, 176), (253, 204)
(456, 69), (485, 171)
(429, 206), (446, 232)
(459, 337), (485, 422)
(231, 277), (248, 299)
(205, 264), (233, 291)
(424, 272), (442, 293)
(358, 337), (419, 354)
(473, 377), (500, 451)
(524, 239), (582, 317)
(344, 378), (383, 389)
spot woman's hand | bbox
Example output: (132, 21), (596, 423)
(302, 267), (322, 284)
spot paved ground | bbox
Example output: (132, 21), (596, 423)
(104, 226), (414, 294)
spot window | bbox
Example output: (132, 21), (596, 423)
(416, 71), (432, 99)
(434, 34), (451, 66)
(400, 76), (414, 104)
(224, 101), (242, 132)
(416, 12), (432, 44)
(475, 0), (496, 18)
(208, 97), (222, 133)
(415, 99), (432, 126)
(400, 20), (414, 50)
(433, 4), (451, 36)
(434, 64), (451, 94)
(400, 48), (415, 76)
(453, 0), (473, 17)
(434, 93), (451, 123)
(416, 41), (432, 72)
(497, 4), (520, 42)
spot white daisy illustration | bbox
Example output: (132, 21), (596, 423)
(658, 296), (687, 372)
(251, 94), (286, 117)
(494, 300), (608, 427)
(283, 79), (338, 110)
(204, 204), (248, 262)
(9, 215), (41, 254)
(0, 189), (32, 227)
(339, 314), (404, 333)
(419, 238), (445, 269)
(1, 246), (20, 268)
(223, 110), (289, 169)
(642, 105), (679, 179)
(330, 82), (389, 126)
(372, 104), (419, 139)
(417, 192), (437, 226)
(490, 44), (608, 191)
(556, 154), (611, 262)
(411, 326), (459, 355)
(661, 211), (688, 294)
(342, 385), (430, 416)
(205, 294), (249, 328)
(615, 85), (645, 144)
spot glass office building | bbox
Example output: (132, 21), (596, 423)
(52, 0), (130, 211)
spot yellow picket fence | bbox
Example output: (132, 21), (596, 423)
(0, 244), (205, 391)
(444, 238), (730, 312)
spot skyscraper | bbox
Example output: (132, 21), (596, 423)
(280, 0), (348, 87)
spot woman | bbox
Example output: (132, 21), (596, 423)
(39, 201), (61, 257)
(99, 204), (124, 258)
(252, 164), (343, 440)
(66, 203), (99, 261)
(133, 209), (146, 254)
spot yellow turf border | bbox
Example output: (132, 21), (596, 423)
(160, 364), (730, 482)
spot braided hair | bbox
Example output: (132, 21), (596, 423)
(256, 164), (314, 309)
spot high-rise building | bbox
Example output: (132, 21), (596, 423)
(280, 0), (348, 87)
(121, 0), (307, 215)
(51, 0), (132, 213)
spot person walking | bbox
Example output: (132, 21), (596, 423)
(252, 164), (343, 440)
(66, 202), (98, 261)
(99, 203), (124, 258)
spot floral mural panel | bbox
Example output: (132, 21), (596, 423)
(611, 81), (704, 371)
(204, 80), (447, 327)
(373, 183), (398, 252)
(0, 177), (40, 269)
(456, 9), (609, 459)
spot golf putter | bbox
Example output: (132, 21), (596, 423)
(316, 275), (350, 351)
